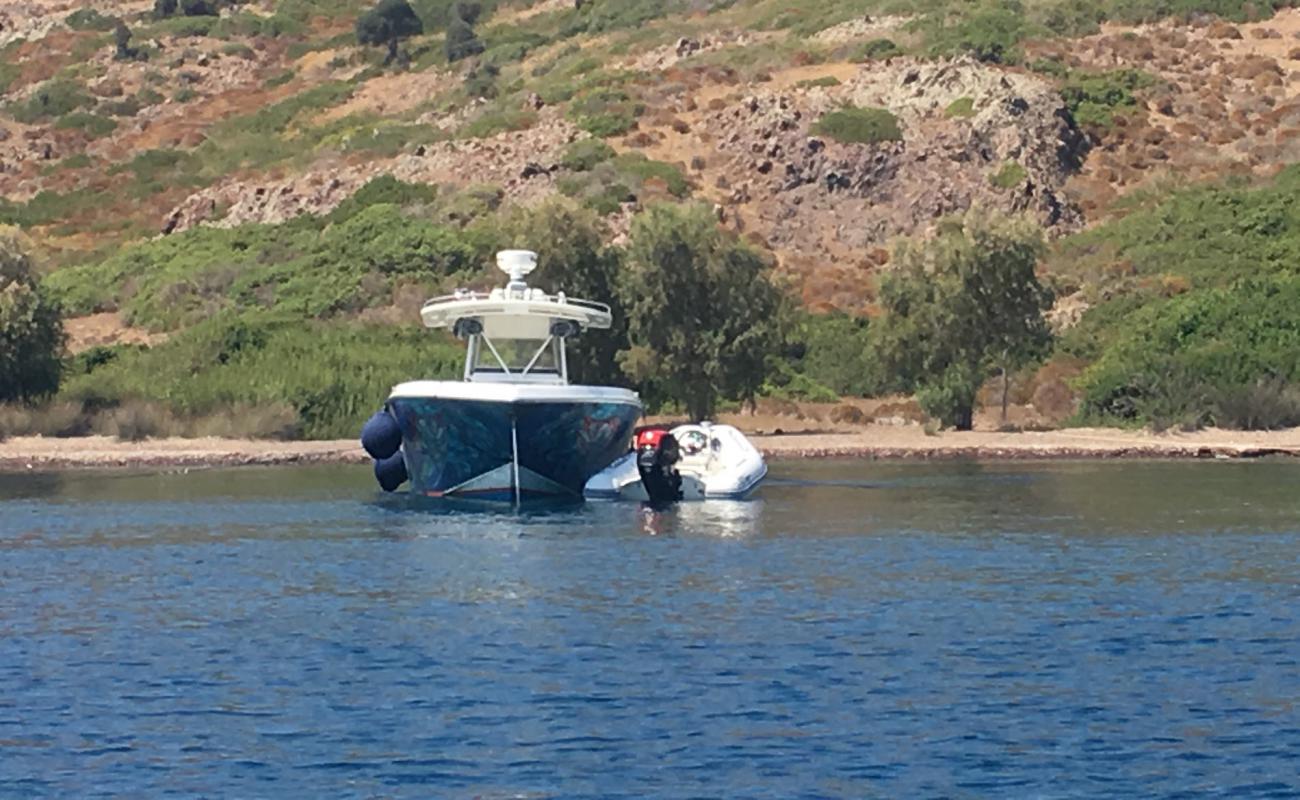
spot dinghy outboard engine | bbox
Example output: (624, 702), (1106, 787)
(635, 427), (682, 504)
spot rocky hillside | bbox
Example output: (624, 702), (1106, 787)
(4, 0), (1300, 433)
(6, 1), (1300, 297)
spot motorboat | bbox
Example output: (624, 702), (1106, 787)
(584, 422), (767, 502)
(360, 250), (642, 501)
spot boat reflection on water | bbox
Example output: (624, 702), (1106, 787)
(370, 490), (763, 540)
(637, 499), (763, 538)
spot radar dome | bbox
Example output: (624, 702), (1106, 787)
(497, 250), (537, 283)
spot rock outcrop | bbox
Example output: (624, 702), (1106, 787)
(702, 58), (1087, 264)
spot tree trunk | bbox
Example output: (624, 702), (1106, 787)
(1000, 363), (1009, 425)
(687, 390), (713, 423)
(385, 37), (398, 65)
(955, 404), (974, 431)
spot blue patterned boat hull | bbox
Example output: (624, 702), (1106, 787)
(387, 396), (641, 499)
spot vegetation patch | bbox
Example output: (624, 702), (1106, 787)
(990, 161), (1027, 189)
(65, 8), (118, 31)
(458, 107), (538, 139)
(795, 75), (841, 89)
(58, 318), (464, 439)
(567, 87), (644, 138)
(1076, 276), (1300, 429)
(915, 2), (1041, 64)
(8, 79), (94, 123)
(55, 112), (117, 139)
(560, 138), (617, 172)
(812, 106), (902, 145)
(557, 153), (690, 214)
(944, 96), (975, 118)
(848, 38), (902, 62)
(1051, 166), (1300, 428)
(1060, 68), (1155, 129)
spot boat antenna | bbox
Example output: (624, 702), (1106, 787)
(497, 249), (537, 292)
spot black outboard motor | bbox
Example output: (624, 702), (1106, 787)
(635, 427), (682, 504)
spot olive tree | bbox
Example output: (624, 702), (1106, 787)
(875, 210), (1052, 429)
(0, 226), (65, 404)
(504, 200), (629, 387)
(356, 0), (424, 65)
(619, 203), (784, 420)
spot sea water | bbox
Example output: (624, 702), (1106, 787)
(2, 460), (1299, 798)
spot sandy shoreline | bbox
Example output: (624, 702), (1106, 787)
(2, 426), (1299, 472)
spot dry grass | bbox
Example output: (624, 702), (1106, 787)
(0, 401), (300, 441)
(0, 402), (92, 438)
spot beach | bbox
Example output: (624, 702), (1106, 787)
(3, 425), (1299, 471)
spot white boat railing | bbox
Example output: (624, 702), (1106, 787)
(420, 289), (612, 317)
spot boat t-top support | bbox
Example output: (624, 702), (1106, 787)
(421, 250), (614, 387)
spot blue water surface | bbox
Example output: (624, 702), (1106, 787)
(2, 460), (1300, 798)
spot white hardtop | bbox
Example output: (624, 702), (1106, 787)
(389, 380), (641, 406)
(420, 249), (611, 339)
(417, 249), (617, 386)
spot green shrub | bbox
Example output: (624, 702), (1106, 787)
(54, 112), (117, 138)
(560, 138), (616, 171)
(463, 62), (500, 99)
(1076, 276), (1300, 428)
(1060, 68), (1155, 129)
(0, 188), (103, 228)
(0, 61), (19, 95)
(915, 363), (982, 429)
(611, 153), (690, 198)
(563, 0), (678, 36)
(145, 14), (218, 36)
(327, 176), (438, 224)
(459, 107), (538, 139)
(46, 203), (486, 329)
(66, 8), (117, 31)
(945, 96), (975, 118)
(785, 310), (888, 397)
(222, 42), (256, 59)
(8, 79), (94, 123)
(849, 37), (902, 61)
(101, 96), (143, 117)
(812, 106), (902, 145)
(567, 87), (643, 137)
(555, 153), (690, 213)
(752, 0), (874, 37)
(57, 154), (93, 171)
(990, 161), (1027, 189)
(795, 75), (841, 89)
(265, 69), (295, 88)
(218, 82), (353, 137)
(1, 227), (65, 404)
(918, 1), (1038, 64)
(481, 28), (548, 66)
(60, 315), (464, 438)
(340, 122), (445, 156)
(1211, 378), (1300, 431)
(1028, 56), (1070, 78)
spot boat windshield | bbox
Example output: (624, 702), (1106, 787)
(475, 337), (558, 375)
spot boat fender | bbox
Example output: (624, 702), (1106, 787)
(361, 409), (402, 460)
(374, 450), (408, 492)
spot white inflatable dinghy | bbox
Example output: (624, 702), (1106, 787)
(584, 422), (767, 502)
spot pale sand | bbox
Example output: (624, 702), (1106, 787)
(2, 426), (1299, 471)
